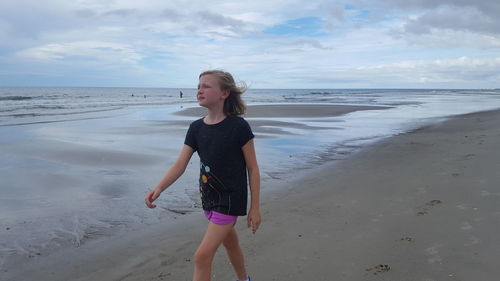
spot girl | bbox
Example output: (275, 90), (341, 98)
(145, 70), (261, 281)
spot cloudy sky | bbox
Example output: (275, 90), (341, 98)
(1, 0), (499, 88)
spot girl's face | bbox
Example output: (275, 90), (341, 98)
(197, 74), (228, 108)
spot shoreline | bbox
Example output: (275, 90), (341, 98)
(5, 108), (500, 281)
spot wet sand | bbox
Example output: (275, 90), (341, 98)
(4, 108), (500, 281)
(175, 103), (391, 118)
(176, 103), (391, 138)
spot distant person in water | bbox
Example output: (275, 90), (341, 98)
(145, 70), (260, 281)
(180, 90), (183, 98)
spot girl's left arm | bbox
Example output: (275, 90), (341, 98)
(242, 139), (261, 234)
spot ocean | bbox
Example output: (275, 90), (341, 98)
(1, 87), (500, 270)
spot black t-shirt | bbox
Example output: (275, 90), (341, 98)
(184, 116), (254, 216)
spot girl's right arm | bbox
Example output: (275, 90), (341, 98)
(145, 144), (194, 208)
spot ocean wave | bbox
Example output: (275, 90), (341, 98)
(0, 106), (124, 119)
(0, 96), (33, 101)
(0, 105), (69, 115)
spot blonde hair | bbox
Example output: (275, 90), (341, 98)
(199, 70), (247, 116)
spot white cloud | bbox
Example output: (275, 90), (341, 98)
(403, 5), (499, 35)
(246, 56), (500, 88)
(380, 0), (500, 16)
(402, 30), (500, 49)
(16, 41), (143, 64)
(378, 0), (500, 49)
(339, 56), (500, 87)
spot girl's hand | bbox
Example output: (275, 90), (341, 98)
(247, 208), (261, 234)
(145, 188), (161, 208)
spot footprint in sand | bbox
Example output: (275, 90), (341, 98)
(365, 264), (391, 275)
(416, 200), (442, 216)
(399, 236), (415, 243)
(461, 153), (475, 160)
(427, 200), (442, 206)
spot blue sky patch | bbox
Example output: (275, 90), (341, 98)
(264, 17), (327, 37)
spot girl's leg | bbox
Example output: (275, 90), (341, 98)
(193, 222), (234, 281)
(222, 227), (248, 280)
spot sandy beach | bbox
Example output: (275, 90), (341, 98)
(3, 107), (500, 281)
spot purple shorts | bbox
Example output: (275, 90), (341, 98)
(204, 210), (238, 225)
